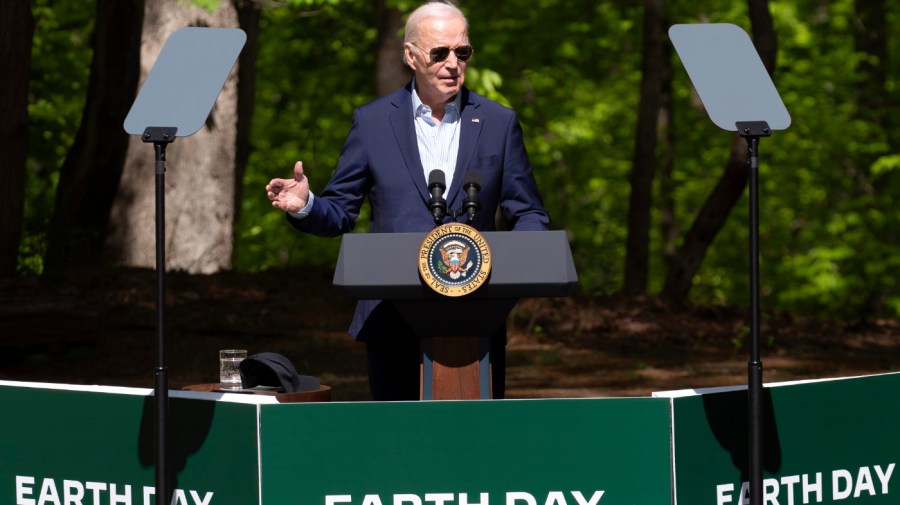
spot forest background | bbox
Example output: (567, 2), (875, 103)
(1, 0), (899, 397)
(5, 0), (900, 315)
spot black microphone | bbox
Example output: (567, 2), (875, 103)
(462, 171), (481, 223)
(427, 169), (447, 225)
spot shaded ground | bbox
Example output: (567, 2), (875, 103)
(1, 267), (898, 401)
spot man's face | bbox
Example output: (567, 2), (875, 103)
(404, 15), (469, 105)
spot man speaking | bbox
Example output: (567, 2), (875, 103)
(266, 1), (549, 400)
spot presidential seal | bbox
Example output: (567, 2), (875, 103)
(418, 223), (492, 297)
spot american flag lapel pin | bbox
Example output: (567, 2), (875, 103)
(472, 118), (480, 123)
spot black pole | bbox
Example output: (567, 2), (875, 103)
(123, 29), (245, 505)
(154, 140), (170, 505)
(736, 121), (768, 505)
(143, 127), (176, 505)
(747, 134), (763, 505)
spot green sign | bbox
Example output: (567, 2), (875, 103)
(0, 384), (260, 505)
(2, 372), (897, 505)
(258, 398), (672, 504)
(670, 373), (900, 505)
(0, 383), (672, 505)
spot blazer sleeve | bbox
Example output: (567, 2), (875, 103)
(499, 111), (551, 231)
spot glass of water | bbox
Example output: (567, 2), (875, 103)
(219, 349), (247, 390)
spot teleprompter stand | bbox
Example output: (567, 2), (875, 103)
(670, 23), (791, 505)
(123, 27), (245, 505)
(334, 231), (578, 399)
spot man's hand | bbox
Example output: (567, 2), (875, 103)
(266, 161), (310, 213)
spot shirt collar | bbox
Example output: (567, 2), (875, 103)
(411, 78), (461, 122)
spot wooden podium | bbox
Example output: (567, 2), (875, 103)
(334, 230), (577, 400)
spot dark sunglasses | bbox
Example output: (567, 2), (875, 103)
(410, 43), (474, 63)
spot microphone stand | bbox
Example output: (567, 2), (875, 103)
(461, 181), (481, 224)
(427, 170), (447, 225)
(428, 171), (481, 225)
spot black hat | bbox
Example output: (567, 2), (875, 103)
(239, 352), (320, 393)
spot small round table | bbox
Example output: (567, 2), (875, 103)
(182, 384), (331, 403)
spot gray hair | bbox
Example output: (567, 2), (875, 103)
(404, 1), (469, 45)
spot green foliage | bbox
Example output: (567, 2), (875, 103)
(22, 0), (94, 274)
(465, 0), (644, 293)
(234, 1), (377, 271)
(685, 0), (900, 318)
(22, 0), (900, 319)
(182, 0), (222, 12)
(231, 0), (900, 317)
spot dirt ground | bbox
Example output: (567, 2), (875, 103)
(1, 267), (898, 401)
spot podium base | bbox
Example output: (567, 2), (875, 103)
(421, 336), (492, 400)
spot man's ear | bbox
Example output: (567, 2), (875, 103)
(403, 44), (418, 72)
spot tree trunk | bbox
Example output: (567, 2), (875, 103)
(658, 34), (678, 262)
(662, 0), (777, 303)
(107, 0), (240, 274)
(662, 138), (751, 302)
(42, 0), (144, 276)
(375, 0), (410, 96)
(622, 0), (665, 295)
(233, 0), (261, 225)
(852, 0), (892, 150)
(747, 0), (778, 75)
(0, 0), (34, 278)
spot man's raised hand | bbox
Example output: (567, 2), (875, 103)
(266, 161), (310, 213)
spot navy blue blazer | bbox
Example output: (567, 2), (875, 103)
(289, 82), (549, 339)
